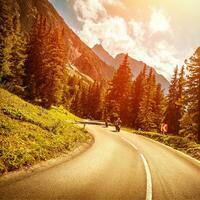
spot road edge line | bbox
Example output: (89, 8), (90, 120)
(135, 134), (200, 166)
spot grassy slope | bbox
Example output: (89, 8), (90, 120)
(0, 88), (92, 174)
(123, 128), (200, 161)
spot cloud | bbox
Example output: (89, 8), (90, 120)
(101, 0), (124, 6)
(149, 9), (170, 34)
(128, 19), (145, 39)
(72, 0), (181, 80)
(73, 0), (107, 22)
(73, 0), (124, 22)
(78, 16), (135, 56)
(144, 41), (181, 79)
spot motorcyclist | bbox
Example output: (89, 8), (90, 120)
(115, 117), (122, 132)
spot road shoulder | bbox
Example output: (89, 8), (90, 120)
(0, 137), (94, 187)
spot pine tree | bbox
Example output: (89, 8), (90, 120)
(137, 68), (157, 131)
(126, 80), (135, 126)
(62, 75), (80, 108)
(130, 65), (147, 128)
(38, 27), (67, 108)
(70, 84), (83, 116)
(10, 12), (27, 94)
(87, 81), (104, 119)
(176, 66), (185, 133)
(105, 54), (132, 124)
(179, 112), (195, 140)
(165, 66), (186, 134)
(153, 84), (166, 132)
(79, 87), (88, 118)
(25, 15), (67, 108)
(0, 0), (27, 94)
(70, 82), (91, 118)
(0, 0), (13, 83)
(180, 47), (200, 143)
(165, 66), (179, 134)
(24, 15), (42, 99)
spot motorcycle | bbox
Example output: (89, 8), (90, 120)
(115, 124), (121, 132)
(105, 121), (108, 127)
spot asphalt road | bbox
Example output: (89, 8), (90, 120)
(0, 123), (200, 200)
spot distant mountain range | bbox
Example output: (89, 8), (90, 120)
(16, 0), (169, 91)
(93, 44), (170, 91)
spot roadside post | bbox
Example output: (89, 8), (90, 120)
(83, 122), (86, 129)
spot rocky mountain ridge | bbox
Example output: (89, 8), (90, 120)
(93, 44), (170, 91)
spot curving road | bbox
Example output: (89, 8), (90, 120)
(0, 123), (200, 200)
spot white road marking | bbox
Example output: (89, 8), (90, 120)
(119, 135), (138, 150)
(119, 135), (152, 200)
(140, 154), (153, 200)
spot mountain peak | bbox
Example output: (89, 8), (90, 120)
(115, 53), (126, 58)
(93, 44), (104, 51)
(92, 44), (170, 92)
(92, 44), (115, 67)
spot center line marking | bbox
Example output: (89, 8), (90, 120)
(119, 135), (138, 150)
(119, 135), (152, 200)
(140, 154), (153, 200)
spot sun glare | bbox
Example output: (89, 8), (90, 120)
(149, 9), (170, 33)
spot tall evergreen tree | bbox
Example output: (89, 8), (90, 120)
(87, 81), (103, 119)
(62, 75), (80, 108)
(165, 66), (179, 134)
(0, 0), (27, 94)
(153, 83), (166, 132)
(176, 66), (185, 133)
(105, 54), (132, 124)
(0, 0), (13, 83)
(180, 47), (200, 143)
(70, 82), (92, 118)
(137, 68), (157, 131)
(79, 86), (89, 118)
(25, 15), (67, 108)
(165, 66), (185, 134)
(9, 6), (27, 93)
(70, 84), (83, 116)
(130, 65), (147, 128)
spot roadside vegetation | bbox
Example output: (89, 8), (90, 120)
(1, 0), (199, 149)
(124, 128), (200, 161)
(0, 88), (92, 175)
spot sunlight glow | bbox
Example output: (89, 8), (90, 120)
(149, 9), (170, 33)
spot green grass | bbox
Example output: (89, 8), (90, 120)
(0, 88), (92, 174)
(123, 128), (200, 161)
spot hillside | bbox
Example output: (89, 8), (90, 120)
(17, 0), (115, 81)
(0, 88), (92, 174)
(66, 63), (94, 86)
(92, 44), (170, 91)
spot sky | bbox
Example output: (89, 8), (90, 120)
(49, 0), (200, 80)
